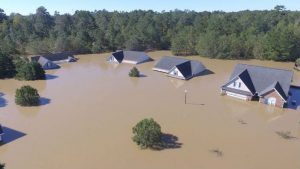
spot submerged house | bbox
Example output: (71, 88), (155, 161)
(41, 51), (77, 64)
(152, 56), (206, 80)
(221, 64), (293, 108)
(107, 50), (152, 64)
(31, 56), (60, 70)
(31, 51), (76, 70)
(0, 124), (3, 142)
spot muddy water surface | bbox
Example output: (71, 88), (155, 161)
(0, 51), (300, 169)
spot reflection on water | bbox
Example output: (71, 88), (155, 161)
(0, 51), (300, 169)
(0, 127), (26, 146)
(0, 93), (7, 108)
(288, 86), (300, 110)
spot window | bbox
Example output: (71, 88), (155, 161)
(233, 82), (236, 87)
(238, 82), (241, 88)
(174, 70), (178, 75)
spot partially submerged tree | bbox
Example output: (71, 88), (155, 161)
(132, 118), (162, 149)
(15, 85), (40, 106)
(129, 67), (140, 77)
(15, 61), (45, 81)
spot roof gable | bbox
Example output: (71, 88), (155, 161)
(173, 61), (192, 79)
(153, 56), (205, 75)
(111, 51), (124, 63)
(258, 81), (288, 101)
(227, 64), (293, 97)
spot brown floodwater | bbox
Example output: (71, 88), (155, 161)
(0, 51), (300, 169)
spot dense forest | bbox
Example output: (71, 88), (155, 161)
(0, 5), (300, 61)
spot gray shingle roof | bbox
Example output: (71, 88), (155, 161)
(258, 81), (287, 100)
(226, 64), (293, 100)
(153, 56), (206, 76)
(110, 50), (151, 64)
(42, 51), (76, 62)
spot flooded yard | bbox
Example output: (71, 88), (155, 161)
(0, 51), (300, 169)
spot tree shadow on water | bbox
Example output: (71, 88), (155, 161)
(39, 97), (51, 106)
(0, 93), (7, 108)
(0, 127), (26, 146)
(152, 133), (182, 150)
(45, 74), (58, 80)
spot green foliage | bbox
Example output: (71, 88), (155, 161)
(15, 61), (45, 81)
(15, 85), (40, 106)
(129, 67), (140, 77)
(171, 26), (197, 56)
(132, 118), (162, 149)
(296, 58), (300, 67)
(0, 6), (300, 60)
(0, 52), (15, 79)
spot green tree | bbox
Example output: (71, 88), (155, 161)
(132, 118), (162, 149)
(295, 58), (300, 67)
(129, 67), (140, 77)
(0, 52), (15, 79)
(15, 62), (45, 81)
(15, 85), (40, 106)
(171, 26), (196, 56)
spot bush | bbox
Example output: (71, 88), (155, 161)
(0, 53), (15, 79)
(15, 62), (45, 81)
(296, 58), (300, 67)
(132, 118), (162, 149)
(129, 67), (140, 77)
(0, 163), (4, 169)
(15, 85), (40, 106)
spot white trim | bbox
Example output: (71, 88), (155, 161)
(225, 91), (248, 100)
(152, 68), (169, 73)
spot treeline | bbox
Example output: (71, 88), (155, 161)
(1, 5), (300, 61)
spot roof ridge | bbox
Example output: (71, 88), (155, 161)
(236, 63), (293, 72)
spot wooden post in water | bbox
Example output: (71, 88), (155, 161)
(184, 89), (187, 104)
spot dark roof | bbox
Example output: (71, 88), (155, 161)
(42, 51), (75, 62)
(153, 56), (206, 75)
(111, 50), (151, 63)
(0, 125), (3, 135)
(225, 64), (293, 100)
(174, 61), (192, 79)
(111, 51), (124, 63)
(258, 81), (287, 100)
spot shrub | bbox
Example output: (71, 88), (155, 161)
(15, 62), (45, 81)
(0, 163), (4, 169)
(129, 67), (140, 77)
(0, 53), (15, 79)
(296, 58), (300, 67)
(132, 118), (162, 149)
(15, 85), (40, 106)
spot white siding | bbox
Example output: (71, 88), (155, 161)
(226, 91), (248, 100)
(226, 78), (251, 92)
(108, 56), (119, 63)
(168, 67), (185, 79)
